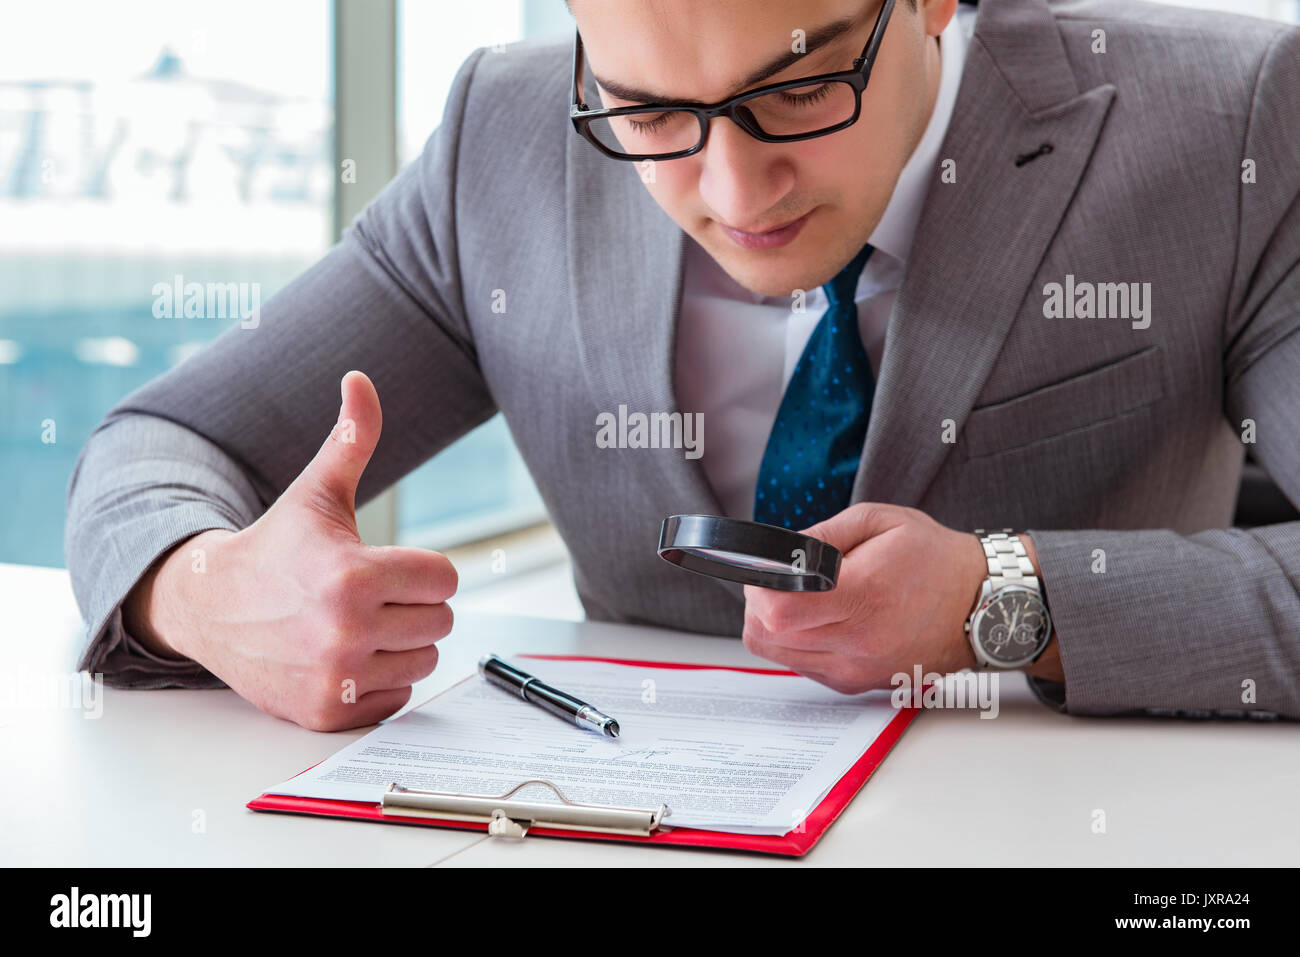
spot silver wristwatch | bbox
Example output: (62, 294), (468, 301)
(964, 529), (1053, 669)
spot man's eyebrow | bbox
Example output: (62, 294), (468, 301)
(591, 15), (859, 108)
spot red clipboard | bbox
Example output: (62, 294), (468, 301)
(248, 654), (923, 857)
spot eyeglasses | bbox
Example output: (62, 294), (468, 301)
(570, 0), (896, 162)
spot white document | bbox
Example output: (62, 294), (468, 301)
(267, 659), (902, 835)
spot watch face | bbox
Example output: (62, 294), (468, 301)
(976, 589), (1050, 665)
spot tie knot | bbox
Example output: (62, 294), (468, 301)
(822, 242), (874, 309)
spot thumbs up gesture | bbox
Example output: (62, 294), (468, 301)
(124, 372), (457, 730)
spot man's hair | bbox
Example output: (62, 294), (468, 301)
(564, 0), (921, 14)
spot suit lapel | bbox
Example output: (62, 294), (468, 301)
(564, 123), (726, 519)
(851, 0), (1117, 508)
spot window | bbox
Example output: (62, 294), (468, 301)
(393, 0), (573, 548)
(4, 0), (1291, 568)
(0, 0), (333, 566)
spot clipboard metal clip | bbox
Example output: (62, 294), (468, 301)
(381, 779), (669, 839)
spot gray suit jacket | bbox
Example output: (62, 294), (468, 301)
(65, 0), (1300, 718)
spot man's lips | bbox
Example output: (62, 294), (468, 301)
(718, 210), (812, 251)
(724, 213), (804, 234)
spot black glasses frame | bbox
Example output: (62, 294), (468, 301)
(569, 0), (896, 162)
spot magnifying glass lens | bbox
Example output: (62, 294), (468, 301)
(680, 547), (807, 575)
(658, 515), (841, 591)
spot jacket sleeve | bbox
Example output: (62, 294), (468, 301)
(1023, 26), (1300, 719)
(64, 47), (497, 689)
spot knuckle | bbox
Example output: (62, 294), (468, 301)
(317, 620), (356, 657)
(760, 600), (796, 633)
(316, 669), (345, 700)
(836, 670), (870, 695)
(811, 670), (855, 695)
(850, 502), (876, 522)
(320, 663), (359, 703)
(747, 593), (778, 630)
(299, 701), (340, 732)
(322, 562), (367, 604)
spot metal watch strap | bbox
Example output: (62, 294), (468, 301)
(974, 528), (1040, 594)
(967, 529), (1051, 670)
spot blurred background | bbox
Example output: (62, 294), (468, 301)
(1, 0), (1296, 614)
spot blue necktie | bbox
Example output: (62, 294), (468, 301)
(754, 243), (875, 529)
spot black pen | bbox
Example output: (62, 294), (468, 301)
(478, 654), (620, 738)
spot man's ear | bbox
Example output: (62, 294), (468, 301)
(920, 0), (959, 39)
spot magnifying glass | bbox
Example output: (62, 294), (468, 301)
(657, 514), (841, 591)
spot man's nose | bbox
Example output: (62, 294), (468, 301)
(696, 115), (795, 229)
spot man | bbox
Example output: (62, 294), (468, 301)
(65, 0), (1300, 730)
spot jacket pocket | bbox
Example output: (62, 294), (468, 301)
(960, 345), (1165, 460)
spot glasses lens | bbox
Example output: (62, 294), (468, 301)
(580, 78), (858, 157)
(739, 79), (857, 137)
(584, 110), (701, 158)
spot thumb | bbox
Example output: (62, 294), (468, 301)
(799, 502), (902, 556)
(288, 371), (382, 531)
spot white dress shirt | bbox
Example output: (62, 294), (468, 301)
(674, 6), (974, 520)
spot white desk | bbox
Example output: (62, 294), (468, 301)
(3, 562), (1296, 866)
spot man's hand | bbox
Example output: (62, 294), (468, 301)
(123, 371), (457, 731)
(742, 503), (988, 693)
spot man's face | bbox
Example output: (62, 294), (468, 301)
(571, 0), (954, 297)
